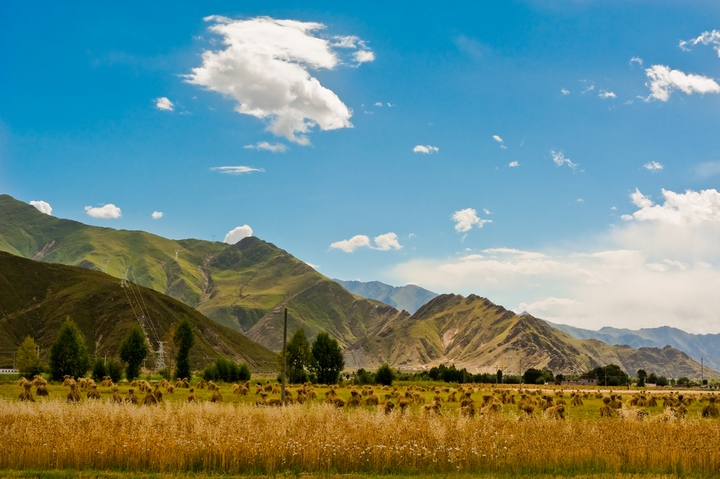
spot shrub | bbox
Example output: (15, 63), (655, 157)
(107, 358), (124, 383)
(91, 357), (107, 382)
(374, 363), (394, 386)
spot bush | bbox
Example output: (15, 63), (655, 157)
(353, 368), (374, 385)
(374, 364), (394, 386)
(106, 358), (124, 383)
(91, 357), (107, 382)
(202, 357), (251, 383)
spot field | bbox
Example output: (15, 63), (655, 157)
(2, 378), (720, 478)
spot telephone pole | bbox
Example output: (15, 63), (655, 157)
(281, 308), (288, 403)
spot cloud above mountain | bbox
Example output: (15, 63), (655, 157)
(186, 16), (373, 145)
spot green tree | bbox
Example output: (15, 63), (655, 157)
(285, 328), (312, 384)
(310, 331), (344, 384)
(374, 363), (395, 386)
(587, 364), (629, 386)
(174, 318), (195, 380)
(49, 317), (90, 380)
(496, 369), (503, 384)
(523, 368), (543, 384)
(16, 336), (42, 379)
(91, 357), (107, 382)
(107, 358), (124, 383)
(119, 324), (149, 380)
(636, 369), (647, 387)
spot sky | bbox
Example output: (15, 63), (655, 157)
(2, 1), (720, 333)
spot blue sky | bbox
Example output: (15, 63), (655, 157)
(3, 1), (720, 332)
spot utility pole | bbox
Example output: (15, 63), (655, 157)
(281, 308), (288, 404)
(702, 357), (704, 386)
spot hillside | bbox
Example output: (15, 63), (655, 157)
(0, 251), (278, 372)
(333, 279), (438, 314)
(346, 294), (715, 378)
(547, 321), (720, 373)
(0, 194), (404, 352)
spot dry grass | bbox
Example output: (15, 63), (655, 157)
(2, 397), (720, 476)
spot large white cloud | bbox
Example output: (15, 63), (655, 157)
(645, 65), (720, 101)
(224, 225), (253, 244)
(391, 188), (720, 333)
(373, 232), (402, 251)
(29, 200), (52, 215)
(452, 208), (491, 232)
(186, 16), (372, 145)
(85, 204), (121, 219)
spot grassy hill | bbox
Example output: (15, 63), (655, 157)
(0, 251), (278, 372)
(346, 294), (715, 378)
(0, 194), (403, 353)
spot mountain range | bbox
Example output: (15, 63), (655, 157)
(333, 279), (438, 314)
(0, 193), (715, 378)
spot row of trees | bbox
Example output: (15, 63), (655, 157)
(16, 317), (196, 381)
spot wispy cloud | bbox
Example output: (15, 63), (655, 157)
(629, 56), (643, 66)
(643, 161), (663, 172)
(452, 208), (492, 232)
(492, 135), (507, 149)
(599, 90), (616, 99)
(186, 16), (373, 145)
(244, 142), (288, 153)
(210, 166), (265, 175)
(551, 149), (578, 169)
(508, 161), (519, 168)
(645, 65), (720, 101)
(85, 204), (122, 219)
(680, 30), (720, 56)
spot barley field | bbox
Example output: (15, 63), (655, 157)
(2, 379), (720, 477)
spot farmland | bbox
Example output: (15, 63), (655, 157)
(2, 379), (720, 477)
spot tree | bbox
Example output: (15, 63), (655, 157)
(496, 369), (503, 384)
(285, 328), (312, 384)
(16, 336), (42, 379)
(523, 368), (543, 385)
(174, 318), (195, 380)
(647, 372), (658, 385)
(636, 369), (647, 387)
(310, 331), (344, 384)
(119, 324), (149, 380)
(91, 357), (107, 382)
(107, 358), (123, 383)
(586, 364), (629, 386)
(50, 317), (90, 380)
(375, 363), (395, 386)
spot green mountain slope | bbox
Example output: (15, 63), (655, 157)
(347, 294), (715, 378)
(333, 279), (438, 314)
(0, 194), (403, 352)
(0, 251), (278, 372)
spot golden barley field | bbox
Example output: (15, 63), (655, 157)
(2, 378), (720, 476)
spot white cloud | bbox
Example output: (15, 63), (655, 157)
(561, 88), (570, 95)
(373, 232), (402, 251)
(551, 149), (577, 169)
(210, 166), (265, 175)
(643, 161), (663, 172)
(353, 50), (375, 63)
(695, 161), (720, 178)
(330, 235), (371, 253)
(224, 225), (253, 244)
(645, 65), (720, 102)
(374, 102), (383, 107)
(155, 97), (174, 111)
(492, 135), (507, 149)
(680, 30), (720, 56)
(452, 208), (492, 232)
(85, 204), (122, 219)
(389, 187), (720, 333)
(508, 161), (519, 168)
(629, 56), (643, 66)
(29, 200), (52, 215)
(598, 90), (616, 99)
(413, 145), (439, 154)
(330, 232), (402, 252)
(244, 142), (288, 153)
(625, 188), (720, 225)
(151, 211), (163, 220)
(186, 16), (372, 145)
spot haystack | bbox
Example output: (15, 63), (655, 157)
(210, 389), (223, 403)
(87, 385), (102, 400)
(545, 404), (565, 420)
(600, 397), (618, 418)
(18, 383), (34, 402)
(187, 388), (197, 403)
(109, 386), (122, 403)
(141, 390), (158, 406)
(703, 396), (720, 418)
(125, 388), (138, 405)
